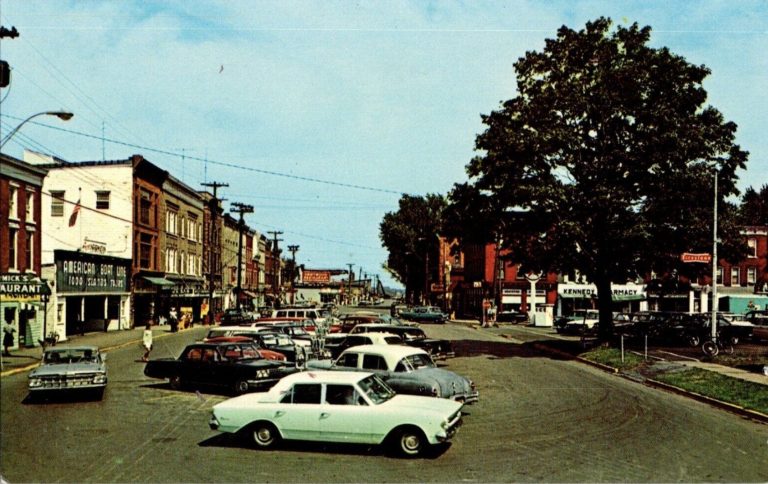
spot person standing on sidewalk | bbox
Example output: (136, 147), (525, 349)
(141, 321), (154, 362)
(169, 307), (179, 333)
(3, 320), (16, 356)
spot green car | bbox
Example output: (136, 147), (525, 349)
(397, 306), (448, 324)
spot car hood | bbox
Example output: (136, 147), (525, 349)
(30, 363), (105, 377)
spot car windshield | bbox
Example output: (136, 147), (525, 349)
(222, 344), (262, 360)
(397, 353), (436, 371)
(44, 349), (97, 364)
(357, 374), (395, 405)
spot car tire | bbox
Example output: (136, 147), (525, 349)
(248, 421), (280, 449)
(169, 375), (184, 390)
(687, 335), (700, 347)
(233, 379), (250, 395)
(391, 426), (425, 457)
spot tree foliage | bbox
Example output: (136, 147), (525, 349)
(738, 185), (768, 226)
(447, 18), (748, 339)
(380, 194), (447, 303)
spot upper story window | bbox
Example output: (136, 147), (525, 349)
(25, 190), (34, 221)
(8, 185), (18, 220)
(731, 267), (741, 286)
(166, 204), (178, 236)
(50, 191), (65, 217)
(95, 191), (110, 210)
(748, 267), (757, 285)
(8, 228), (18, 270)
(747, 238), (757, 258)
(716, 266), (723, 285)
(139, 189), (152, 225)
(25, 232), (33, 271)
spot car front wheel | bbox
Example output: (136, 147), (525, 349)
(392, 426), (425, 457)
(233, 379), (250, 395)
(248, 422), (280, 449)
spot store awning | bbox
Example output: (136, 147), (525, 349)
(143, 276), (175, 287)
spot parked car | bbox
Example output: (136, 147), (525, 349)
(324, 332), (404, 359)
(496, 305), (528, 324)
(205, 328), (307, 363)
(664, 313), (754, 346)
(744, 310), (768, 341)
(143, 341), (299, 394)
(28, 345), (108, 399)
(560, 309), (600, 335)
(397, 306), (448, 324)
(308, 345), (477, 404)
(349, 323), (455, 359)
(220, 308), (255, 326)
(204, 336), (287, 361)
(209, 370), (463, 457)
(270, 307), (328, 324)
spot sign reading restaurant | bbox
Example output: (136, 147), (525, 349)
(0, 273), (48, 298)
(55, 250), (130, 293)
(558, 283), (646, 299)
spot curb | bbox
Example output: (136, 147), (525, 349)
(0, 326), (196, 379)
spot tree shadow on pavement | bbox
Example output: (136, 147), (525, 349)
(451, 338), (587, 360)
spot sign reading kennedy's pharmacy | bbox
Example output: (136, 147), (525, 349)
(55, 250), (130, 293)
(558, 283), (646, 299)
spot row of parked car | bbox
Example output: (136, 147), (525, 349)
(555, 309), (768, 346)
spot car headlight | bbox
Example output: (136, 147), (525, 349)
(92, 374), (107, 384)
(29, 378), (42, 388)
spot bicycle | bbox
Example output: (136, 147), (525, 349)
(701, 335), (735, 357)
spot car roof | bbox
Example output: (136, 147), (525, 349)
(45, 345), (99, 352)
(342, 344), (427, 357)
(279, 370), (371, 385)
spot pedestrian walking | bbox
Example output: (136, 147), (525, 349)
(3, 320), (16, 356)
(141, 321), (154, 362)
(169, 307), (179, 333)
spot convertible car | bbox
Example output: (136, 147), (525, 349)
(209, 370), (463, 457)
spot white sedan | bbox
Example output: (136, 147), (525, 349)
(209, 370), (463, 457)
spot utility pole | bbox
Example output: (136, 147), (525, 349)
(347, 263), (354, 305)
(201, 182), (227, 323)
(231, 203), (253, 310)
(287, 244), (299, 304)
(268, 231), (284, 305)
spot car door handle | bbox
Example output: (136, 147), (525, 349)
(274, 410), (285, 418)
(320, 412), (330, 419)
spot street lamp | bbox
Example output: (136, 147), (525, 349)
(1, 111), (74, 149)
(39, 279), (52, 348)
(711, 170), (719, 345)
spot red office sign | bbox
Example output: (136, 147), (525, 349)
(680, 253), (712, 263)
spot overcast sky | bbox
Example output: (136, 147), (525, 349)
(1, 1), (766, 289)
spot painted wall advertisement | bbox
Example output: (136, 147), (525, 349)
(55, 250), (130, 293)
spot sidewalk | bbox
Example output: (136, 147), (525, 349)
(0, 324), (203, 377)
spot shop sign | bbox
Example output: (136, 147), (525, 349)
(680, 252), (711, 263)
(558, 283), (645, 299)
(56, 252), (130, 293)
(302, 270), (331, 284)
(0, 273), (47, 301)
(171, 282), (205, 297)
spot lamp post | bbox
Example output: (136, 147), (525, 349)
(39, 279), (52, 348)
(1, 111), (73, 149)
(711, 170), (719, 344)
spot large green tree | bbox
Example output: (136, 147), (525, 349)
(380, 194), (447, 303)
(447, 18), (748, 339)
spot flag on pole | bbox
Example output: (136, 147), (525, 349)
(68, 198), (81, 227)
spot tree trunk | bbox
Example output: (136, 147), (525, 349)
(594, 273), (614, 342)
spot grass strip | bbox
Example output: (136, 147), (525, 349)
(654, 368), (768, 415)
(582, 347), (768, 415)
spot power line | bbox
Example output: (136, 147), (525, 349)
(2, 114), (406, 195)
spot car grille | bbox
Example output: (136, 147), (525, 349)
(39, 374), (97, 388)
